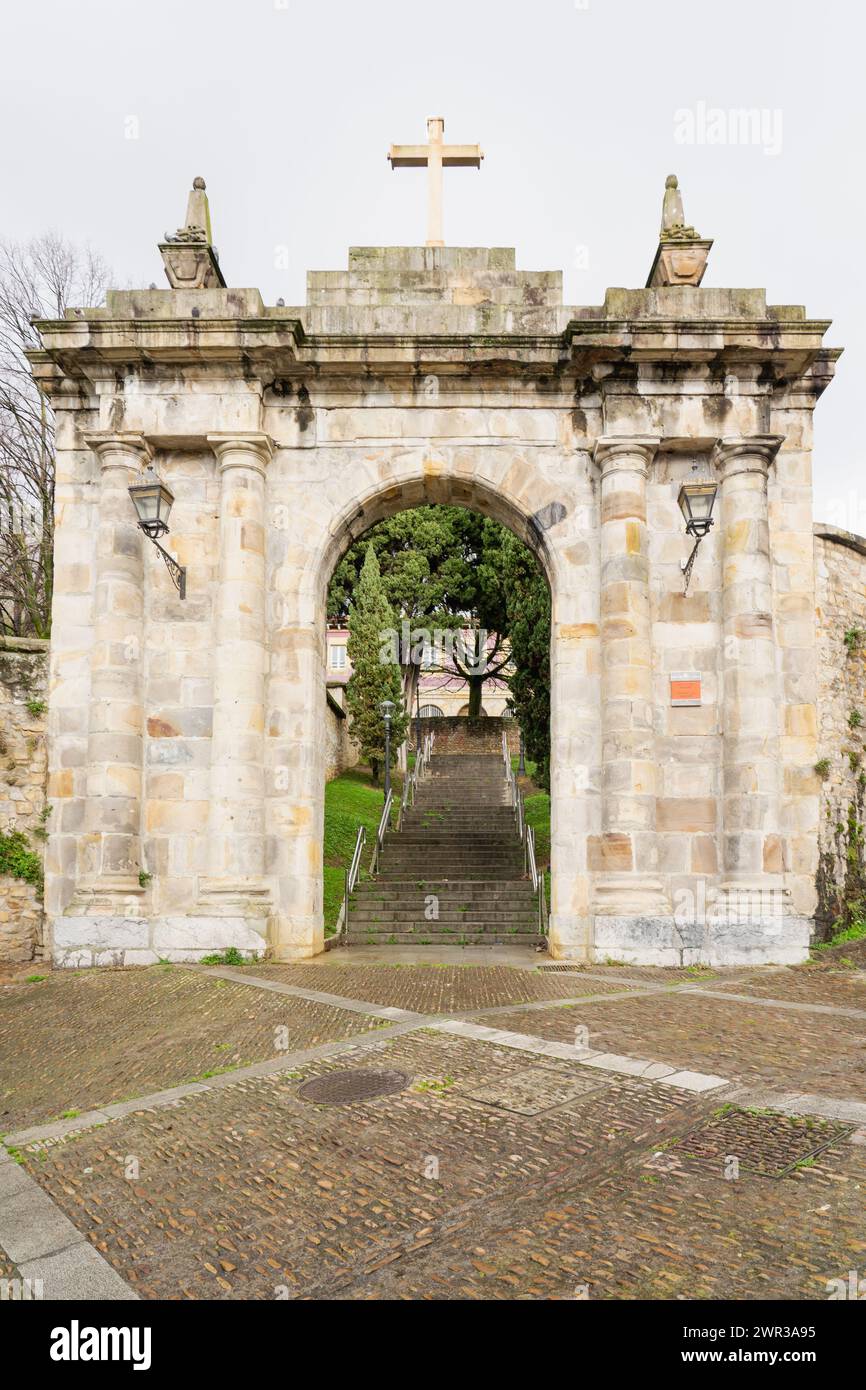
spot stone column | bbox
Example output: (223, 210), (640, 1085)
(592, 436), (667, 915)
(713, 435), (785, 897)
(72, 432), (150, 910)
(200, 433), (273, 917)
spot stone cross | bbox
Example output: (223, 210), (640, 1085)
(388, 117), (483, 247)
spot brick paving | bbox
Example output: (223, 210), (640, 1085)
(472, 993), (866, 1098)
(0, 967), (385, 1132)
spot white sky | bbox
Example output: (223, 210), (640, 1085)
(3, 0), (863, 525)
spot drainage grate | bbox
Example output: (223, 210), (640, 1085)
(461, 1066), (609, 1116)
(537, 965), (585, 973)
(664, 1109), (853, 1179)
(296, 1069), (411, 1106)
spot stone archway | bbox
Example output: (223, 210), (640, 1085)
(33, 231), (835, 970)
(265, 463), (599, 962)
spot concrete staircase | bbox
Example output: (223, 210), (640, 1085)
(347, 752), (544, 947)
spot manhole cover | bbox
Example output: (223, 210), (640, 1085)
(664, 1110), (853, 1179)
(296, 1069), (410, 1106)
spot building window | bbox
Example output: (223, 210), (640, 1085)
(419, 704), (444, 718)
(330, 645), (347, 670)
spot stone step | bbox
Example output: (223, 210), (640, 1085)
(349, 906), (537, 922)
(346, 930), (546, 946)
(354, 877), (534, 890)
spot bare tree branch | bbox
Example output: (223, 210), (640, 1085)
(0, 235), (111, 636)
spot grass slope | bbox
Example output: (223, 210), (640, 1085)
(323, 767), (391, 934)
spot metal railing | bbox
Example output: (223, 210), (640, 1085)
(340, 730), (437, 944)
(396, 729), (435, 829)
(502, 729), (549, 938)
(370, 789), (393, 878)
(338, 824), (367, 944)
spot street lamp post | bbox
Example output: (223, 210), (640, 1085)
(518, 729), (526, 776)
(380, 699), (395, 804)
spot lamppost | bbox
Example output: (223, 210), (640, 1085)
(677, 480), (718, 594)
(128, 465), (187, 598)
(380, 699), (395, 804)
(518, 728), (526, 776)
(415, 674), (422, 761)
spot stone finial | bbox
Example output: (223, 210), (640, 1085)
(159, 177), (225, 290)
(661, 174), (698, 239)
(647, 174), (712, 289)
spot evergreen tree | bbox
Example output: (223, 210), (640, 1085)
(345, 544), (408, 785)
(498, 530), (551, 790)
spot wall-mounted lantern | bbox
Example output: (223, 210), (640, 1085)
(677, 480), (717, 593)
(128, 466), (187, 599)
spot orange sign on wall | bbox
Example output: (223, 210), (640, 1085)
(670, 672), (702, 707)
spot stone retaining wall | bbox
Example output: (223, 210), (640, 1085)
(813, 525), (866, 932)
(0, 638), (48, 963)
(414, 715), (519, 756)
(325, 688), (359, 780)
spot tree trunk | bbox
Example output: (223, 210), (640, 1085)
(467, 675), (484, 718)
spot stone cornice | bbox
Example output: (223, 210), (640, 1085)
(26, 306), (839, 386)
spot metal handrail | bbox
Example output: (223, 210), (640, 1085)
(348, 824), (366, 893)
(503, 729), (549, 938)
(369, 789), (393, 875)
(338, 824), (366, 945)
(538, 869), (549, 936)
(526, 823), (538, 892)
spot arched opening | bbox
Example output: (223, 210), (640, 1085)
(315, 484), (553, 952)
(266, 460), (596, 964)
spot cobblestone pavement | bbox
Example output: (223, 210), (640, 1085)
(13, 1034), (708, 1300)
(233, 962), (644, 1010)
(0, 1239), (18, 1283)
(3, 958), (866, 1300)
(334, 1127), (866, 1300)
(707, 964), (866, 1009)
(471, 993), (866, 1099)
(0, 967), (386, 1132)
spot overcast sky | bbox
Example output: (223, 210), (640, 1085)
(4, 0), (862, 525)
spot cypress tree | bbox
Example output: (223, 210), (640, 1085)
(346, 544), (408, 784)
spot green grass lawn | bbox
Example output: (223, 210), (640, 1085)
(523, 792), (550, 870)
(510, 756), (550, 870)
(323, 766), (394, 935)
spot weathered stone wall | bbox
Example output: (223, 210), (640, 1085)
(324, 690), (359, 780)
(0, 638), (48, 963)
(814, 525), (866, 932)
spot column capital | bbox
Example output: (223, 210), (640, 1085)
(83, 432), (152, 471)
(712, 435), (783, 480)
(207, 432), (274, 474)
(593, 436), (660, 477)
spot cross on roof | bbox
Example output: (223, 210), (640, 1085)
(388, 117), (484, 248)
